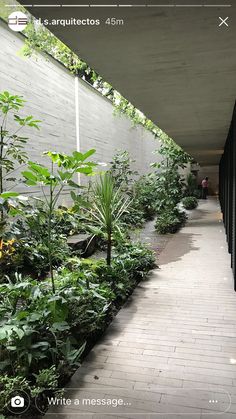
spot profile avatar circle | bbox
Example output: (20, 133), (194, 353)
(8, 12), (28, 32)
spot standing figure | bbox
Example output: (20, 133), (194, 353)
(201, 177), (209, 199)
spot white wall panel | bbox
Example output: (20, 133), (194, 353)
(0, 21), (160, 201)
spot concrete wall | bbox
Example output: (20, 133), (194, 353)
(0, 21), (160, 202)
(78, 80), (159, 175)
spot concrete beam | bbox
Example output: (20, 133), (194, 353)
(17, 0), (236, 164)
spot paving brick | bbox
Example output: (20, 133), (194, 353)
(160, 393), (231, 413)
(47, 199), (236, 418)
(159, 369), (233, 386)
(82, 361), (156, 376)
(118, 341), (175, 352)
(167, 358), (236, 374)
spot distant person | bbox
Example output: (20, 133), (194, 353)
(201, 177), (209, 199)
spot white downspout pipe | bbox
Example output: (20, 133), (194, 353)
(75, 74), (81, 184)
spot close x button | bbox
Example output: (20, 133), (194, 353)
(219, 17), (229, 27)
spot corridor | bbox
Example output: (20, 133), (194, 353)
(46, 198), (236, 419)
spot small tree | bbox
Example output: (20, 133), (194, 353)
(185, 173), (198, 197)
(0, 91), (40, 237)
(22, 150), (96, 292)
(152, 140), (191, 212)
(109, 150), (137, 190)
(87, 173), (130, 265)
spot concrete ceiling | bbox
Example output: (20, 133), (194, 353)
(19, 0), (236, 165)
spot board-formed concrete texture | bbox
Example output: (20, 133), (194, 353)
(18, 0), (236, 166)
(0, 20), (160, 197)
(45, 198), (236, 418)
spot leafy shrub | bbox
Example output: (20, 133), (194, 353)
(0, 91), (40, 237)
(0, 239), (23, 279)
(2, 231), (71, 279)
(97, 242), (156, 301)
(109, 152), (160, 225)
(133, 174), (159, 220)
(151, 140), (191, 213)
(54, 267), (113, 336)
(64, 244), (155, 303)
(0, 239), (156, 415)
(7, 205), (78, 278)
(46, 207), (83, 236)
(19, 234), (71, 278)
(121, 201), (145, 227)
(12, 204), (82, 239)
(109, 150), (137, 189)
(85, 173), (130, 265)
(0, 270), (111, 414)
(182, 196), (198, 210)
(115, 242), (156, 279)
(154, 169), (185, 213)
(22, 150), (96, 293)
(184, 173), (198, 197)
(155, 208), (187, 234)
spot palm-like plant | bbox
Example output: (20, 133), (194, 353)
(88, 173), (130, 265)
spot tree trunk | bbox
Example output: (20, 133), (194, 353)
(106, 231), (112, 266)
(48, 180), (55, 293)
(0, 126), (4, 220)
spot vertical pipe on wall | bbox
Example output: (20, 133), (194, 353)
(75, 75), (81, 183)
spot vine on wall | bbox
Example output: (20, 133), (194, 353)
(0, 0), (191, 159)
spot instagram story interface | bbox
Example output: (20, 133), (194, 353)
(0, 0), (236, 417)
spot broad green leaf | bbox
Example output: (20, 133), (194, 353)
(22, 171), (38, 183)
(76, 167), (93, 174)
(51, 321), (70, 331)
(81, 149), (96, 161)
(0, 192), (19, 199)
(28, 162), (50, 177)
(0, 329), (7, 340)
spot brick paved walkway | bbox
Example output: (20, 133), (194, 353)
(46, 198), (236, 419)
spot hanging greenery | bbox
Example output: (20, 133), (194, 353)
(0, 3), (180, 143)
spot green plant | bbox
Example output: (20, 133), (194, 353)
(109, 150), (137, 190)
(21, 234), (70, 278)
(184, 173), (199, 197)
(22, 150), (96, 292)
(0, 273), (96, 377)
(151, 140), (191, 215)
(109, 153), (163, 225)
(97, 242), (156, 298)
(115, 242), (156, 279)
(86, 173), (130, 265)
(155, 208), (187, 234)
(31, 366), (60, 398)
(8, 204), (76, 278)
(156, 169), (184, 213)
(0, 239), (23, 279)
(0, 91), (40, 236)
(53, 207), (83, 236)
(182, 196), (198, 210)
(0, 238), (156, 415)
(121, 201), (145, 227)
(7, 202), (85, 278)
(133, 173), (159, 220)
